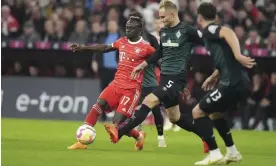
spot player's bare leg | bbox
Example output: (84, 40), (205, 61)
(209, 112), (242, 164)
(193, 105), (223, 165)
(68, 98), (108, 150)
(166, 105), (209, 153)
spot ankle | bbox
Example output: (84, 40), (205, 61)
(137, 132), (142, 141)
(209, 148), (223, 157)
(157, 135), (164, 140)
(226, 145), (238, 154)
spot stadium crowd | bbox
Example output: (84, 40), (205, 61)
(2, 0), (276, 130)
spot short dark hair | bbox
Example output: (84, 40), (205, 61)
(129, 11), (143, 20)
(197, 2), (217, 21)
(128, 12), (143, 28)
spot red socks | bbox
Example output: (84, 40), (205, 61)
(85, 104), (103, 126)
(128, 129), (140, 139)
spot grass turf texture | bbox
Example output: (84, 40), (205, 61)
(2, 118), (276, 166)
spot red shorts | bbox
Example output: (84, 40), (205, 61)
(99, 82), (141, 118)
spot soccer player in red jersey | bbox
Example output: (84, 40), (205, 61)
(67, 16), (155, 150)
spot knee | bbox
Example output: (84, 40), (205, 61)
(209, 112), (223, 120)
(113, 112), (127, 125)
(192, 105), (206, 119)
(168, 115), (179, 123)
(143, 94), (159, 108)
(97, 98), (110, 111)
(166, 108), (180, 123)
(260, 98), (270, 108)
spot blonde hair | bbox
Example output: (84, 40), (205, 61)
(159, 0), (178, 11)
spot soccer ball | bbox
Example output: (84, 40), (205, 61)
(76, 124), (96, 145)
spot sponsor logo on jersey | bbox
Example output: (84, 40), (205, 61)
(162, 39), (179, 47)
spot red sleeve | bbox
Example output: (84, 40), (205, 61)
(146, 45), (155, 57)
(111, 37), (123, 49)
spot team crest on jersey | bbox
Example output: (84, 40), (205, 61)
(176, 30), (181, 38)
(206, 98), (211, 104)
(135, 47), (141, 53)
(162, 32), (166, 37)
(121, 45), (125, 48)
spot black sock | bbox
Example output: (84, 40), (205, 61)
(118, 104), (151, 138)
(152, 105), (164, 136)
(213, 118), (234, 147)
(260, 107), (269, 131)
(194, 116), (218, 150)
(174, 113), (201, 138)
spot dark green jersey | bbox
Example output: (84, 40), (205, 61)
(141, 31), (159, 87)
(142, 64), (158, 87)
(159, 22), (202, 75)
(201, 24), (250, 86)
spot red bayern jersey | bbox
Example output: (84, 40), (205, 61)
(111, 36), (155, 89)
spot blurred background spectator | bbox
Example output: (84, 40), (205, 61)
(1, 5), (19, 39)
(18, 21), (41, 42)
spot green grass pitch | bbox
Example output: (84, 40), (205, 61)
(2, 118), (276, 166)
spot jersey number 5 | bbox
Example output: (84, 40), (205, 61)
(210, 89), (222, 102)
(166, 80), (174, 88)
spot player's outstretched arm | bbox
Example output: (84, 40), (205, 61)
(70, 44), (116, 53)
(202, 69), (219, 91)
(219, 27), (256, 68)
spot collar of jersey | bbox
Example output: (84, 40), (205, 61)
(128, 37), (143, 44)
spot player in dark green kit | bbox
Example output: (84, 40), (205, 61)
(129, 12), (167, 148)
(104, 0), (208, 152)
(192, 3), (256, 165)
